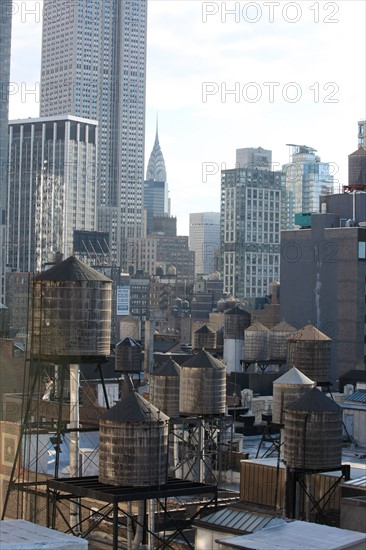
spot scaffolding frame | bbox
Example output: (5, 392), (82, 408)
(169, 415), (234, 485)
(285, 464), (351, 524)
(1, 352), (109, 523)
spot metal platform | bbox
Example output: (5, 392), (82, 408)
(47, 476), (217, 504)
(47, 476), (218, 549)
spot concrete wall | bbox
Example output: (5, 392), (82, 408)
(341, 496), (366, 533)
(195, 526), (233, 550)
(343, 407), (366, 447)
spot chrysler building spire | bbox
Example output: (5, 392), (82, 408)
(146, 117), (167, 182)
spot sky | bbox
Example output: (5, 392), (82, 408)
(8, 0), (366, 235)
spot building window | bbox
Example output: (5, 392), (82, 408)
(359, 242), (366, 260)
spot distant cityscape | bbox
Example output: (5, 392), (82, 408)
(1, 0), (365, 409)
(0, 1), (365, 548)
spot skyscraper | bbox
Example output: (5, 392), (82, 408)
(7, 116), (98, 272)
(220, 152), (282, 301)
(40, 0), (147, 265)
(358, 120), (365, 149)
(283, 145), (333, 229)
(144, 124), (169, 235)
(189, 212), (220, 276)
(235, 147), (272, 170)
(0, 0), (12, 302)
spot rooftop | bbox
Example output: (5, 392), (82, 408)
(217, 520), (366, 549)
(195, 505), (286, 534)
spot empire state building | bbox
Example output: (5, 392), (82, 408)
(40, 0), (148, 266)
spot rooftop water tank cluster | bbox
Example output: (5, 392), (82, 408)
(99, 350), (228, 487)
(150, 350), (227, 418)
(242, 321), (297, 363)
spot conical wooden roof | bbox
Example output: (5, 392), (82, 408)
(35, 256), (112, 282)
(225, 305), (250, 316)
(288, 324), (331, 341)
(274, 367), (315, 386)
(272, 321), (297, 333)
(245, 321), (270, 332)
(181, 349), (226, 370)
(195, 324), (215, 334)
(116, 337), (141, 349)
(349, 147), (366, 157)
(101, 376), (169, 422)
(153, 357), (180, 377)
(286, 387), (340, 413)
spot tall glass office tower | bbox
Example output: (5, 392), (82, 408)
(283, 145), (333, 229)
(40, 0), (147, 266)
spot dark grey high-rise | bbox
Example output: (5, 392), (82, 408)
(0, 0), (12, 303)
(281, 213), (366, 383)
(40, 0), (147, 266)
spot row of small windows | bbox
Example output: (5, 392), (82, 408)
(247, 200), (279, 211)
(247, 189), (280, 200)
(246, 254), (280, 265)
(246, 233), (279, 244)
(247, 222), (279, 232)
(247, 212), (279, 221)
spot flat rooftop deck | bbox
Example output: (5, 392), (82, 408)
(47, 476), (218, 504)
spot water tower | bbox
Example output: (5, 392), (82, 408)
(243, 321), (270, 363)
(32, 256), (112, 358)
(283, 387), (345, 520)
(99, 376), (169, 487)
(193, 324), (216, 351)
(149, 357), (181, 418)
(3, 256), (112, 529)
(174, 350), (228, 483)
(272, 367), (315, 424)
(286, 324), (331, 385)
(223, 305), (251, 373)
(179, 350), (226, 416)
(115, 337), (142, 374)
(269, 321), (297, 362)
